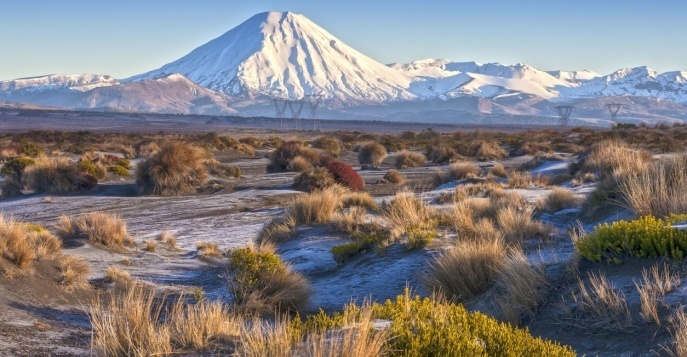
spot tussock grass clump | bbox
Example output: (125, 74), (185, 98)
(449, 162), (480, 180)
(669, 308), (687, 357)
(381, 191), (438, 248)
(57, 212), (130, 248)
(341, 191), (378, 211)
(226, 243), (310, 313)
(579, 139), (651, 179)
(619, 155), (687, 217)
(575, 215), (687, 263)
(59, 255), (90, 286)
(495, 205), (552, 243)
(494, 249), (547, 323)
(635, 264), (680, 325)
(424, 239), (506, 301)
(358, 142), (387, 168)
(136, 141), (208, 196)
(288, 187), (343, 226)
(570, 272), (632, 331)
(507, 171), (548, 188)
(90, 285), (241, 356)
(383, 169), (404, 185)
(104, 265), (132, 284)
(537, 187), (582, 213)
(196, 242), (221, 258)
(23, 157), (96, 193)
(255, 216), (296, 245)
(477, 141), (508, 161)
(491, 163), (508, 178)
(393, 151), (426, 169)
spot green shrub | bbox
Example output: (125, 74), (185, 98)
(19, 142), (43, 157)
(300, 289), (575, 357)
(576, 215), (687, 263)
(226, 244), (310, 312)
(107, 165), (130, 177)
(331, 232), (387, 264)
(115, 158), (131, 169)
(77, 159), (106, 179)
(1, 157), (35, 180)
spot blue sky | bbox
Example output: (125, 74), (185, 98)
(1, 0), (685, 81)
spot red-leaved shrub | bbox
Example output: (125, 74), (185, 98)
(325, 160), (364, 191)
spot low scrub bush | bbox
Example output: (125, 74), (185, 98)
(312, 136), (342, 157)
(204, 159), (240, 179)
(331, 231), (388, 264)
(226, 243), (310, 313)
(287, 156), (311, 173)
(23, 157), (97, 193)
(358, 142), (387, 168)
(77, 158), (107, 180)
(427, 146), (461, 164)
(393, 151), (426, 169)
(268, 140), (320, 172)
(57, 212), (131, 248)
(325, 160), (364, 191)
(383, 169), (404, 185)
(575, 215), (687, 263)
(293, 166), (336, 192)
(136, 141), (208, 195)
(0, 157), (35, 181)
(107, 165), (130, 177)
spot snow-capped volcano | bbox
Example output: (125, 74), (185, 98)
(127, 11), (417, 104)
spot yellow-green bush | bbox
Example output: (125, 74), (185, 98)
(298, 289), (575, 357)
(331, 231), (387, 264)
(77, 159), (106, 179)
(0, 157), (35, 180)
(107, 165), (130, 177)
(576, 215), (687, 263)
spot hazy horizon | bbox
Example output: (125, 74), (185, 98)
(1, 0), (686, 81)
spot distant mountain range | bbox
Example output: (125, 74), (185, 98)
(2, 11), (686, 125)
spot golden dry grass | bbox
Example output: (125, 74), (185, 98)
(57, 212), (130, 248)
(494, 249), (547, 323)
(669, 308), (687, 357)
(491, 163), (508, 178)
(196, 241), (221, 258)
(571, 272), (632, 330)
(537, 187), (582, 213)
(341, 191), (378, 211)
(287, 187), (344, 226)
(256, 216), (297, 245)
(89, 284), (242, 356)
(104, 265), (132, 284)
(619, 155), (687, 217)
(58, 255), (90, 287)
(381, 191), (437, 241)
(288, 156), (312, 173)
(581, 139), (652, 179)
(136, 141), (208, 196)
(495, 205), (552, 243)
(424, 238), (506, 301)
(393, 150), (426, 169)
(634, 264), (681, 325)
(449, 162), (480, 180)
(144, 240), (158, 252)
(507, 171), (549, 188)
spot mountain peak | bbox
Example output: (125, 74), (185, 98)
(127, 11), (415, 104)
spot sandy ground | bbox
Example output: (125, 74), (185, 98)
(0, 147), (681, 356)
